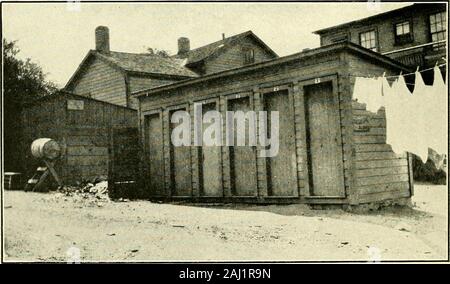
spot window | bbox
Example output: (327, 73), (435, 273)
(396, 21), (410, 35)
(244, 49), (255, 64)
(359, 30), (377, 51)
(429, 11), (446, 50)
(395, 21), (413, 44)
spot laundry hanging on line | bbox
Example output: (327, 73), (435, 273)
(352, 65), (448, 161)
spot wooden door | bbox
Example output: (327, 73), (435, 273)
(109, 127), (140, 199)
(145, 113), (165, 196)
(169, 108), (192, 196)
(228, 97), (257, 196)
(304, 82), (345, 197)
(200, 102), (222, 196)
(264, 90), (297, 196)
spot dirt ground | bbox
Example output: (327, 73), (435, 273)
(2, 184), (448, 262)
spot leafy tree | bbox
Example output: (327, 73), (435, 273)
(3, 39), (58, 171)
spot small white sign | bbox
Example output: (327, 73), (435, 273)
(67, 99), (84, 110)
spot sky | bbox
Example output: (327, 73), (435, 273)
(2, 1), (411, 87)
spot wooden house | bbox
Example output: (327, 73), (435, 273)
(21, 92), (137, 184)
(314, 3), (446, 82)
(132, 41), (414, 206)
(64, 26), (278, 110)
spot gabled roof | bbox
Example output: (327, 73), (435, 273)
(64, 50), (198, 90)
(173, 30), (278, 65)
(313, 3), (445, 35)
(64, 30), (277, 91)
(97, 51), (198, 77)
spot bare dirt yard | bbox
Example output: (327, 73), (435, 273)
(2, 184), (448, 262)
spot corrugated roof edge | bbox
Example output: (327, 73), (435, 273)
(22, 90), (137, 111)
(132, 41), (412, 98)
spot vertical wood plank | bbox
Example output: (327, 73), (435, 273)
(253, 87), (268, 198)
(293, 81), (310, 197)
(162, 109), (171, 197)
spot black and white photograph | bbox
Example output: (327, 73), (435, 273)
(0, 0), (448, 266)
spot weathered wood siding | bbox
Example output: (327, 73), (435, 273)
(22, 94), (138, 185)
(64, 96), (137, 183)
(128, 76), (177, 93)
(128, 75), (179, 110)
(139, 52), (347, 204)
(21, 96), (66, 182)
(351, 102), (412, 203)
(204, 36), (276, 74)
(345, 52), (413, 203)
(137, 48), (411, 204)
(319, 4), (446, 54)
(69, 57), (127, 107)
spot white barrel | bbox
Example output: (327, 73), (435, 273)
(31, 138), (61, 160)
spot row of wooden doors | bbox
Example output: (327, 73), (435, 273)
(143, 81), (345, 199)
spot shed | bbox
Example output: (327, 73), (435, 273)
(21, 92), (137, 185)
(133, 41), (414, 206)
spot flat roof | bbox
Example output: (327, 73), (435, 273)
(132, 41), (411, 97)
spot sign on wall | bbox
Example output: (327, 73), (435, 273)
(67, 99), (84, 110)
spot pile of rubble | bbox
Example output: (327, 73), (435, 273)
(58, 181), (110, 204)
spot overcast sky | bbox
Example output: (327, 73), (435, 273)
(3, 2), (411, 87)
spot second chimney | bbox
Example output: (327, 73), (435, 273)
(95, 26), (110, 53)
(178, 37), (190, 55)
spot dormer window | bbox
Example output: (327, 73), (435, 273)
(244, 48), (255, 64)
(395, 21), (413, 45)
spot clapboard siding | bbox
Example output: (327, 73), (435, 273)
(69, 57), (127, 107)
(346, 52), (413, 203)
(204, 36), (276, 75)
(351, 99), (412, 201)
(127, 76), (179, 110)
(128, 76), (177, 93)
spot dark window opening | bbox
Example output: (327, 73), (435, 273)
(244, 49), (255, 64)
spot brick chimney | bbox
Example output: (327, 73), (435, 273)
(177, 37), (190, 55)
(95, 26), (110, 53)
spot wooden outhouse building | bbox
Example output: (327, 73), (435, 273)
(133, 41), (414, 206)
(21, 92), (137, 185)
